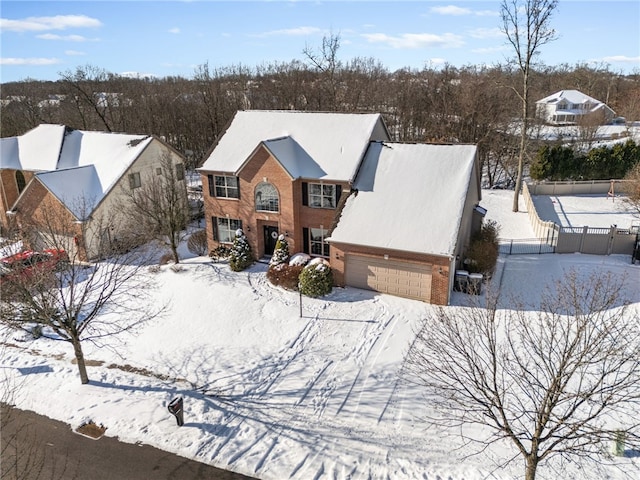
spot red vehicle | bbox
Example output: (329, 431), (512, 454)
(0, 249), (69, 289)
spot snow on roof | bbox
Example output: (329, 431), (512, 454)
(199, 110), (388, 181)
(2, 124), (152, 217)
(261, 136), (326, 179)
(537, 89), (603, 105)
(36, 166), (102, 220)
(329, 142), (477, 256)
(0, 124), (66, 171)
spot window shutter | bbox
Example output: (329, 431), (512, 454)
(208, 175), (214, 197)
(236, 177), (241, 200)
(303, 227), (309, 254)
(335, 185), (342, 207)
(212, 216), (218, 241)
(302, 182), (308, 206)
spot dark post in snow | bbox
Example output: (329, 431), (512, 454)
(167, 396), (184, 426)
(299, 288), (303, 318)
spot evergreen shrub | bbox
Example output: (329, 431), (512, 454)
(299, 258), (333, 297)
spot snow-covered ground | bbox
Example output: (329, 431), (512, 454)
(1, 190), (639, 480)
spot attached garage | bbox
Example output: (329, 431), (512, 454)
(345, 254), (432, 302)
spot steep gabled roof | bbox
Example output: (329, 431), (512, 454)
(328, 142), (478, 257)
(2, 124), (153, 219)
(198, 110), (389, 182)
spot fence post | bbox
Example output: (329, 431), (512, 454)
(579, 226), (588, 253)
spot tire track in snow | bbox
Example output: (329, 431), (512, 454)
(243, 317), (321, 398)
(299, 301), (396, 419)
(337, 313), (399, 417)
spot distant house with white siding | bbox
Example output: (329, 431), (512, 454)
(536, 90), (616, 125)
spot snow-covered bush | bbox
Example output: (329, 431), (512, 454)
(229, 229), (254, 272)
(289, 252), (310, 266)
(209, 245), (231, 262)
(269, 234), (289, 266)
(299, 258), (333, 297)
(266, 263), (305, 290)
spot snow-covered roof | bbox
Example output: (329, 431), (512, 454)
(0, 124), (67, 171)
(36, 166), (103, 219)
(329, 142), (478, 256)
(2, 124), (153, 219)
(199, 110), (389, 182)
(537, 89), (602, 105)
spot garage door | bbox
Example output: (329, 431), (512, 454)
(345, 254), (432, 302)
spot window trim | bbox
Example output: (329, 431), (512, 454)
(212, 175), (240, 199)
(128, 172), (141, 189)
(255, 182), (279, 213)
(213, 216), (242, 244)
(308, 226), (330, 258)
(304, 182), (341, 209)
(175, 163), (185, 181)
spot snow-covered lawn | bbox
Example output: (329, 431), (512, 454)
(1, 191), (639, 479)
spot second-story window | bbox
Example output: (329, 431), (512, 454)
(303, 182), (341, 209)
(175, 163), (185, 181)
(129, 172), (141, 189)
(208, 175), (239, 198)
(255, 182), (279, 212)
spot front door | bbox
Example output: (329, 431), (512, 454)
(263, 226), (279, 255)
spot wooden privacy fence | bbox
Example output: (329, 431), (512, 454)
(500, 182), (638, 256)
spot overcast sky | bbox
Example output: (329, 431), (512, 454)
(1, 1), (639, 83)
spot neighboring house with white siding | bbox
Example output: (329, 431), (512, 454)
(1, 124), (186, 260)
(536, 90), (616, 125)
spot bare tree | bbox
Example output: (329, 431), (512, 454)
(404, 270), (640, 480)
(500, 0), (558, 211)
(302, 32), (343, 110)
(0, 200), (162, 385)
(119, 151), (190, 264)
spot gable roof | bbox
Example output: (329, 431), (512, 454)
(199, 110), (389, 182)
(2, 124), (153, 219)
(328, 142), (478, 257)
(536, 89), (603, 106)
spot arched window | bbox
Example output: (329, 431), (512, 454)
(255, 182), (279, 212)
(15, 171), (26, 194)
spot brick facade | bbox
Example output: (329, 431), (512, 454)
(202, 145), (349, 259)
(1, 169), (35, 233)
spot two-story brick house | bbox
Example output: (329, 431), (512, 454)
(199, 110), (483, 305)
(199, 110), (390, 258)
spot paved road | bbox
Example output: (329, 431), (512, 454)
(1, 406), (257, 480)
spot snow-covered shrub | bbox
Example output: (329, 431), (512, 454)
(187, 229), (208, 256)
(269, 234), (290, 266)
(266, 263), (304, 290)
(289, 252), (311, 267)
(209, 245), (231, 262)
(229, 229), (254, 272)
(299, 258), (333, 297)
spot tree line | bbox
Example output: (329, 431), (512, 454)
(2, 57), (639, 187)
